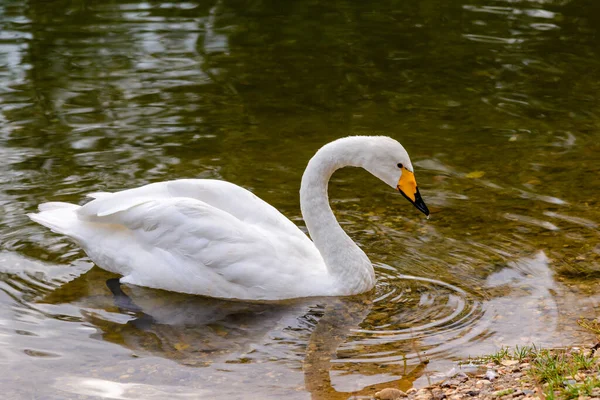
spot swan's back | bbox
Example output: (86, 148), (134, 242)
(81, 180), (300, 233)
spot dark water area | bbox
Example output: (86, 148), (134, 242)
(1, 0), (600, 398)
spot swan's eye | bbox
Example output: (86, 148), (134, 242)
(397, 163), (403, 169)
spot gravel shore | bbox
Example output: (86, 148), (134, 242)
(372, 345), (600, 400)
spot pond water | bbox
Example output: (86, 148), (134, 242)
(1, 0), (600, 398)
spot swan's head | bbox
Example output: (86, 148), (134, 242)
(360, 136), (430, 216)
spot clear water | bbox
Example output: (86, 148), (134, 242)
(1, 0), (600, 398)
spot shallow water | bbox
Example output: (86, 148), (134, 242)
(1, 0), (600, 398)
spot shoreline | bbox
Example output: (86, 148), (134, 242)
(373, 342), (600, 400)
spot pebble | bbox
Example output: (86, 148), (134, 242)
(415, 388), (433, 400)
(431, 388), (446, 400)
(441, 375), (469, 388)
(485, 369), (497, 381)
(475, 379), (491, 388)
(374, 388), (407, 399)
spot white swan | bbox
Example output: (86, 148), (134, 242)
(28, 136), (429, 300)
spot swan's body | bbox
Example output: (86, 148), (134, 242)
(29, 136), (428, 300)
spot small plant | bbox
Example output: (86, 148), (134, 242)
(512, 345), (535, 362)
(577, 318), (600, 337)
(530, 348), (600, 399)
(572, 351), (595, 370)
(494, 388), (514, 396)
(487, 347), (510, 364)
(532, 349), (569, 387)
(545, 388), (556, 400)
(562, 377), (600, 399)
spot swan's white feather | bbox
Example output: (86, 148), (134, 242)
(30, 179), (329, 300)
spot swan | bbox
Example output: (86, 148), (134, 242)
(28, 136), (429, 300)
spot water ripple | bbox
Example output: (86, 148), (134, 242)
(338, 273), (484, 365)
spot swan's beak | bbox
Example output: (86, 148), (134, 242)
(397, 168), (430, 216)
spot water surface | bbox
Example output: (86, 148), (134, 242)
(1, 0), (600, 398)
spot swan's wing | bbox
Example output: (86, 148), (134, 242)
(79, 197), (311, 298)
(80, 179), (309, 243)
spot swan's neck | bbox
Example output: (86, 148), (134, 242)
(300, 138), (375, 294)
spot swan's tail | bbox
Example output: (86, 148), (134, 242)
(28, 202), (83, 240)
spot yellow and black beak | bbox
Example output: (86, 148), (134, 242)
(397, 168), (430, 216)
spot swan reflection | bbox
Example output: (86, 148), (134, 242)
(39, 266), (430, 397)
